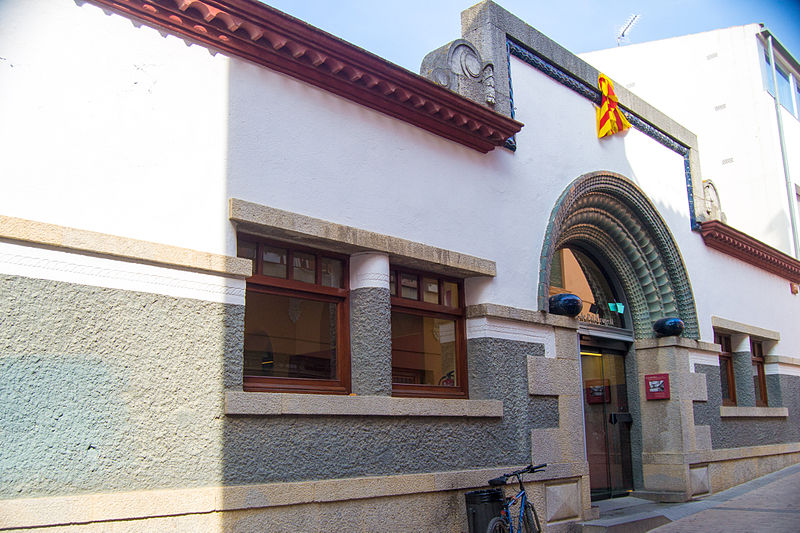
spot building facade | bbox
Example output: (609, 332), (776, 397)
(581, 24), (800, 258)
(2, 1), (800, 531)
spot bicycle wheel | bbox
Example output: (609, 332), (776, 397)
(486, 516), (509, 533)
(522, 502), (542, 533)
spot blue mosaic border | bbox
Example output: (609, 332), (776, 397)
(506, 38), (699, 229)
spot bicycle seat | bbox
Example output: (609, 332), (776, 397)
(488, 476), (507, 486)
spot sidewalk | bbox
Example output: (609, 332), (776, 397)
(581, 463), (800, 532)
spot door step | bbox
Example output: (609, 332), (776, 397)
(579, 497), (673, 533)
(580, 510), (671, 532)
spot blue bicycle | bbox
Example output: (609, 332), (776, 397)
(486, 463), (546, 533)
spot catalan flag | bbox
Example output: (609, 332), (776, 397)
(597, 73), (631, 138)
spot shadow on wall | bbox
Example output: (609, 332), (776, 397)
(0, 276), (235, 499)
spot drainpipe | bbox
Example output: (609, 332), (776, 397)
(767, 34), (800, 259)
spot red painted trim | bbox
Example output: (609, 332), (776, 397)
(86, 0), (522, 153)
(699, 220), (800, 283)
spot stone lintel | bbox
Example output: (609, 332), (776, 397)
(711, 316), (780, 341)
(466, 303), (579, 329)
(719, 406), (789, 418)
(224, 391), (503, 417)
(229, 199), (496, 278)
(0, 215), (251, 278)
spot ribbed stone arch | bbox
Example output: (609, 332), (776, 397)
(539, 172), (699, 339)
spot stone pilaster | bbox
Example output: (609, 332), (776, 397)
(632, 337), (715, 501)
(349, 252), (392, 396)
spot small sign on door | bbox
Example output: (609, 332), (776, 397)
(645, 373), (670, 400)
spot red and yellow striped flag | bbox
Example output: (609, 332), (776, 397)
(597, 73), (631, 138)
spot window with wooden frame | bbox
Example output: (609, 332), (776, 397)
(751, 340), (768, 407)
(237, 235), (350, 394)
(715, 332), (736, 406)
(389, 268), (466, 398)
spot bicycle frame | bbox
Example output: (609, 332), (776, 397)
(488, 463), (546, 533)
(501, 475), (528, 533)
(500, 487), (528, 533)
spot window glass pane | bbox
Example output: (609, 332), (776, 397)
(720, 356), (733, 401)
(550, 248), (624, 328)
(442, 281), (459, 308)
(795, 80), (800, 117)
(422, 277), (439, 304)
(262, 246), (287, 278)
(321, 257), (343, 288)
(761, 48), (776, 96)
(391, 312), (457, 387)
(753, 363), (765, 405)
(293, 251), (316, 284)
(400, 273), (418, 300)
(777, 65), (792, 111)
(550, 249), (564, 288)
(389, 271), (396, 296)
(237, 240), (257, 275)
(243, 291), (337, 380)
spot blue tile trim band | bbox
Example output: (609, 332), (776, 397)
(507, 38), (699, 230)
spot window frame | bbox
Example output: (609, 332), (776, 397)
(389, 267), (467, 399)
(715, 332), (737, 406)
(238, 234), (351, 395)
(751, 339), (768, 407)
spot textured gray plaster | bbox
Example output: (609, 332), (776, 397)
(767, 374), (783, 408)
(693, 365), (800, 450)
(732, 351), (756, 407)
(349, 287), (391, 396)
(0, 275), (242, 499)
(1, 275), (561, 499)
(222, 337), (558, 485)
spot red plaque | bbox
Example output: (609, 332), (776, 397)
(645, 373), (670, 400)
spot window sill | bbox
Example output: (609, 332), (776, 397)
(225, 391), (503, 418)
(719, 406), (789, 418)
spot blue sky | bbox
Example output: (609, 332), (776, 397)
(263, 0), (800, 72)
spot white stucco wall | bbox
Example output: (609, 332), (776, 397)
(2, 0), (799, 353)
(0, 0), (231, 255)
(581, 25), (799, 257)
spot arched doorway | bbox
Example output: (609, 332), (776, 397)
(542, 172), (699, 500)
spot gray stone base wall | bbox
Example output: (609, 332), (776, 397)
(1, 275), (561, 500)
(1, 275), (242, 500)
(693, 364), (800, 449)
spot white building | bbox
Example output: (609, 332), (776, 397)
(1, 1), (799, 531)
(581, 24), (800, 258)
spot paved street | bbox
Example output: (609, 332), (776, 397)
(651, 464), (800, 533)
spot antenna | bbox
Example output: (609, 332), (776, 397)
(616, 14), (641, 46)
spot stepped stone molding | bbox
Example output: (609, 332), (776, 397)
(230, 198), (496, 277)
(700, 220), (800, 283)
(539, 172), (700, 339)
(225, 391), (503, 417)
(86, 0), (522, 153)
(0, 215), (251, 277)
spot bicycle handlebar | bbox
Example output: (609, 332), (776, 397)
(488, 463), (547, 486)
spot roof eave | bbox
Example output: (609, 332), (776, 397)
(87, 0), (523, 153)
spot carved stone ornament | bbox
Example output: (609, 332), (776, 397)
(701, 179), (726, 223)
(421, 39), (496, 107)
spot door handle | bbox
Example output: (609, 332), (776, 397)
(608, 412), (632, 424)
